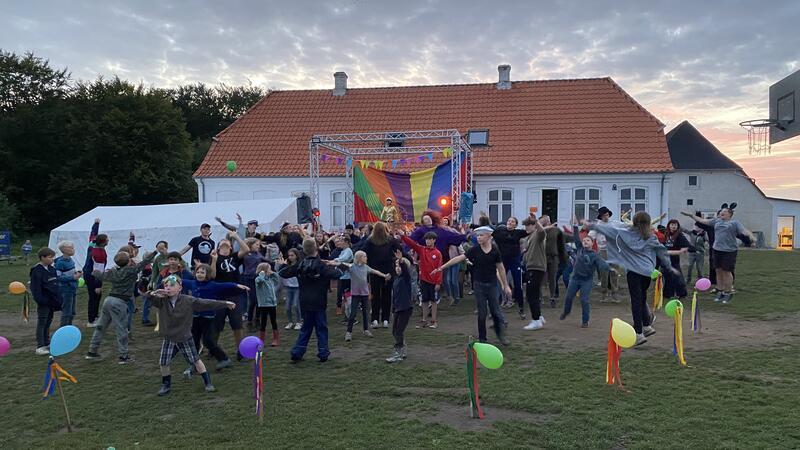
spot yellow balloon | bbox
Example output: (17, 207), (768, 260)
(8, 281), (26, 295)
(611, 318), (636, 348)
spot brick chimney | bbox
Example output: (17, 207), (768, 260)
(497, 65), (511, 90)
(333, 71), (348, 96)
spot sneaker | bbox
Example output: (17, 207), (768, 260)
(386, 351), (403, 363)
(523, 320), (543, 331)
(118, 355), (134, 364)
(610, 294), (620, 304)
(581, 322), (589, 328)
(519, 312), (527, 320)
(372, 320), (379, 328)
(382, 320), (389, 328)
(294, 322), (303, 330)
(158, 384), (171, 396)
(183, 366), (193, 380)
(401, 346), (407, 359)
(713, 293), (723, 303)
(559, 312), (568, 320)
(86, 321), (99, 328)
(643, 326), (656, 337)
(549, 298), (557, 308)
(345, 332), (352, 342)
(599, 294), (610, 303)
(205, 384), (216, 393)
(415, 321), (428, 329)
(35, 346), (49, 356)
(721, 293), (733, 305)
(539, 315), (546, 324)
(284, 323), (294, 330)
(216, 359), (232, 370)
(362, 330), (374, 338)
(468, 289), (474, 295)
(84, 351), (101, 359)
(427, 322), (438, 329)
(635, 334), (647, 346)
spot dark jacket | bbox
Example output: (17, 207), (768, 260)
(361, 238), (402, 274)
(278, 256), (342, 311)
(492, 226), (528, 259)
(30, 264), (61, 309)
(545, 227), (567, 264)
(392, 259), (414, 312)
(150, 294), (230, 341)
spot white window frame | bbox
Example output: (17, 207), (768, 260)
(487, 188), (514, 225)
(687, 174), (700, 189)
(619, 186), (648, 217)
(330, 190), (345, 229)
(573, 187), (601, 221)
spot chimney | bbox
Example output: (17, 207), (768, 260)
(497, 64), (511, 90)
(333, 71), (348, 96)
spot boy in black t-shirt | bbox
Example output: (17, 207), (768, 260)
(434, 227), (512, 345)
(179, 223), (215, 269)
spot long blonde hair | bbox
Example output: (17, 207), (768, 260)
(369, 222), (390, 246)
(631, 211), (652, 240)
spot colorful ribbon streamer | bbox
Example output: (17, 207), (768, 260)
(42, 358), (77, 399)
(651, 274), (663, 311)
(672, 306), (687, 366)
(605, 321), (623, 387)
(691, 291), (701, 334)
(22, 292), (30, 322)
(253, 348), (265, 419)
(465, 342), (484, 419)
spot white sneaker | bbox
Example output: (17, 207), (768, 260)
(523, 320), (543, 331)
(294, 322), (302, 330)
(382, 320), (389, 328)
(635, 334), (647, 346)
(284, 323), (294, 330)
(87, 321), (99, 328)
(643, 326), (656, 337)
(539, 315), (546, 324)
(345, 332), (352, 342)
(362, 329), (374, 338)
(35, 346), (50, 356)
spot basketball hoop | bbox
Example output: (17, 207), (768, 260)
(739, 119), (777, 155)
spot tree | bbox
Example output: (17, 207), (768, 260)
(0, 192), (23, 234)
(0, 50), (71, 115)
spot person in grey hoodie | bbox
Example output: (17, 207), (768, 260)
(587, 211), (678, 345)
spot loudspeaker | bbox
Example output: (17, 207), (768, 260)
(297, 194), (313, 224)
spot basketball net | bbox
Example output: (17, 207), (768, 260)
(739, 119), (772, 156)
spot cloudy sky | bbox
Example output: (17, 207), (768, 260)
(3, 0), (799, 199)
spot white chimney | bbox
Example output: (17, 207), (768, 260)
(333, 71), (348, 96)
(497, 64), (511, 90)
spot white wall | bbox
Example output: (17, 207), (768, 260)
(196, 173), (671, 229)
(667, 170), (774, 246)
(769, 198), (800, 249)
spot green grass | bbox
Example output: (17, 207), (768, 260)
(1, 251), (799, 449)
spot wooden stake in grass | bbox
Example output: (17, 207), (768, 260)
(56, 376), (73, 432)
(42, 357), (78, 432)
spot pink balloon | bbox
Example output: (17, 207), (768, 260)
(695, 278), (711, 292)
(0, 336), (10, 357)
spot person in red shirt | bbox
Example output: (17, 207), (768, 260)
(402, 232), (442, 328)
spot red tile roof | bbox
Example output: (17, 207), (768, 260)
(194, 77), (673, 178)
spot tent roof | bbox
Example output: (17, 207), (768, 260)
(51, 198), (296, 232)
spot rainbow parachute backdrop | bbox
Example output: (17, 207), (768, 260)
(354, 157), (467, 223)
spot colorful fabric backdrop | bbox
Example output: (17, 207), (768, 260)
(354, 158), (467, 223)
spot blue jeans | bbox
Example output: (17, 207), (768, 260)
(141, 294), (153, 324)
(285, 287), (301, 323)
(503, 255), (524, 313)
(473, 281), (505, 343)
(59, 290), (77, 327)
(290, 310), (329, 361)
(562, 277), (593, 324)
(445, 264), (461, 301)
(127, 298), (135, 330)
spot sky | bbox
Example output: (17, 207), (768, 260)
(2, 0), (799, 199)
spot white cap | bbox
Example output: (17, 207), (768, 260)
(474, 226), (494, 235)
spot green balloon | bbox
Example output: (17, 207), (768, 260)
(77, 277), (85, 288)
(651, 269), (661, 280)
(473, 342), (503, 369)
(664, 299), (682, 318)
(226, 160), (237, 172)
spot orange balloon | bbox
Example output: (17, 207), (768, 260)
(8, 281), (26, 295)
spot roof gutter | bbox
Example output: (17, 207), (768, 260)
(659, 173), (666, 225)
(195, 177), (206, 203)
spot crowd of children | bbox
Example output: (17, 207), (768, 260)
(26, 203), (754, 394)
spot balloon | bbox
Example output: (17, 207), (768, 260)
(611, 318), (636, 348)
(49, 325), (82, 357)
(226, 160), (237, 172)
(8, 281), (26, 295)
(650, 269), (661, 280)
(695, 278), (711, 291)
(664, 299), (683, 318)
(238, 336), (263, 359)
(77, 277), (85, 288)
(0, 336), (10, 356)
(472, 342), (503, 369)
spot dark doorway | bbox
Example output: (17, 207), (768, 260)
(542, 189), (558, 222)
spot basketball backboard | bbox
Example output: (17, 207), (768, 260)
(769, 69), (800, 144)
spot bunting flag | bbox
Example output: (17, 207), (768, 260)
(22, 292), (30, 322)
(605, 321), (623, 387)
(672, 305), (687, 366)
(253, 348), (265, 420)
(691, 291), (701, 334)
(354, 156), (468, 223)
(465, 341), (485, 419)
(42, 358), (77, 399)
(651, 274), (664, 311)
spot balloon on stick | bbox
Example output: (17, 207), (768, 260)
(8, 281), (26, 295)
(49, 325), (82, 357)
(0, 336), (10, 356)
(472, 342), (504, 369)
(239, 336), (263, 359)
(610, 318), (636, 348)
(695, 278), (711, 291)
(664, 299), (683, 318)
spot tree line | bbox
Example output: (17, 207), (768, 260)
(0, 50), (265, 235)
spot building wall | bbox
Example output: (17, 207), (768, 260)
(769, 198), (800, 249)
(667, 170), (774, 246)
(197, 172), (670, 230)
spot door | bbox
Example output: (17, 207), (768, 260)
(542, 189), (558, 222)
(778, 216), (794, 249)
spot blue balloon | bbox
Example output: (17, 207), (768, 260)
(50, 325), (82, 357)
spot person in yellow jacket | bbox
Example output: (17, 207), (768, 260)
(380, 198), (399, 223)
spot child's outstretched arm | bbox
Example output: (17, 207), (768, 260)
(190, 296), (235, 312)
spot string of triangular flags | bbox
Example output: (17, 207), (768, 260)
(319, 147), (454, 169)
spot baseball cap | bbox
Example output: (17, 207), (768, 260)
(474, 226), (493, 235)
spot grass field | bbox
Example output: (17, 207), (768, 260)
(0, 250), (798, 449)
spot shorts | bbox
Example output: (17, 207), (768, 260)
(714, 250), (737, 272)
(159, 338), (200, 366)
(420, 281), (438, 303)
(215, 294), (243, 331)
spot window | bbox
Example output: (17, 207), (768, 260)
(686, 199), (694, 206)
(777, 92), (795, 124)
(330, 191), (345, 229)
(385, 132), (405, 148)
(488, 189), (513, 224)
(687, 175), (699, 189)
(467, 129), (489, 146)
(619, 187), (647, 216)
(573, 187), (600, 221)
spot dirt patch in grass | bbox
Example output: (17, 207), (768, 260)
(402, 398), (554, 432)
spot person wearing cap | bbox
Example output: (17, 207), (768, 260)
(179, 224), (216, 270)
(380, 197), (399, 223)
(82, 218), (108, 328)
(588, 206), (619, 302)
(433, 226), (512, 345)
(344, 224), (361, 245)
(261, 222), (304, 258)
(215, 214), (264, 253)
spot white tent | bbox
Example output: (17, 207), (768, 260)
(48, 198), (298, 264)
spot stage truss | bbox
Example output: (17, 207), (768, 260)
(309, 129), (473, 225)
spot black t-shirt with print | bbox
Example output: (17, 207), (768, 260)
(215, 253), (241, 283)
(664, 232), (690, 269)
(465, 245), (502, 284)
(188, 236), (215, 266)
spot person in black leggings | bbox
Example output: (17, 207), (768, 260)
(362, 222), (401, 328)
(492, 217), (528, 318)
